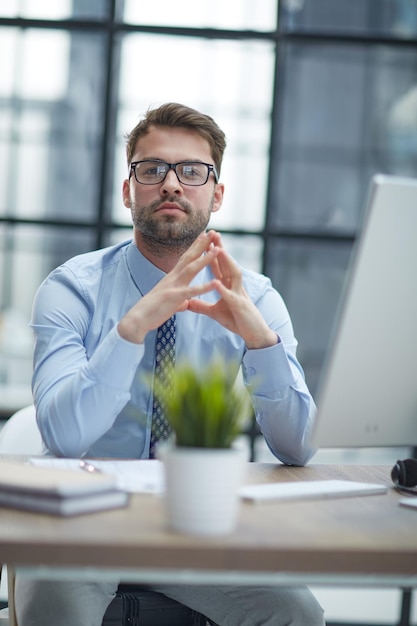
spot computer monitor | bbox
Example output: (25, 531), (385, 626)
(311, 174), (417, 448)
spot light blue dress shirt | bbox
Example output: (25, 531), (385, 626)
(31, 239), (317, 465)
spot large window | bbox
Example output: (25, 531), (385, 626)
(1, 0), (416, 405)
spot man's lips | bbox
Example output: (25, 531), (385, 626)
(155, 202), (186, 214)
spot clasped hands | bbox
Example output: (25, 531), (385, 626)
(118, 230), (278, 349)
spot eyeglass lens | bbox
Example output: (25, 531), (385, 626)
(133, 161), (211, 186)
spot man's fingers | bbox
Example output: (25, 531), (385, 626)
(187, 298), (213, 317)
(209, 253), (222, 281)
(176, 244), (220, 283)
(213, 249), (241, 288)
(208, 230), (223, 248)
(187, 279), (219, 299)
(179, 231), (215, 264)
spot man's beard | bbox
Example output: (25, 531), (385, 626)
(131, 195), (214, 255)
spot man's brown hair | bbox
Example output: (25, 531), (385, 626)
(125, 102), (227, 176)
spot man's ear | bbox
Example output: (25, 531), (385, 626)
(122, 179), (131, 208)
(211, 182), (224, 214)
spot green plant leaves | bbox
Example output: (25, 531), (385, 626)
(152, 359), (250, 449)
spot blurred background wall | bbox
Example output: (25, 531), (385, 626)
(1, 0), (416, 406)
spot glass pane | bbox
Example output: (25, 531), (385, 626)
(0, 28), (70, 99)
(0, 224), (95, 387)
(0, 0), (111, 19)
(124, 0), (277, 31)
(372, 47), (417, 178)
(269, 42), (417, 233)
(105, 228), (134, 247)
(113, 33), (274, 231)
(0, 27), (107, 222)
(218, 234), (263, 273)
(271, 158), (366, 234)
(265, 238), (352, 394)
(280, 0), (417, 39)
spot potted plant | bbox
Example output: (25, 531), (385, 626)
(153, 359), (250, 536)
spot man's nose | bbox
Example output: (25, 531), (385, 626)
(160, 169), (182, 194)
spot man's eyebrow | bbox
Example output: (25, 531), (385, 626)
(137, 157), (207, 163)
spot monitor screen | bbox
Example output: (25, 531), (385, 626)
(311, 174), (417, 448)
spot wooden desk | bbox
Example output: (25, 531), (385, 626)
(1, 463), (416, 588)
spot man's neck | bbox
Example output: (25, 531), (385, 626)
(133, 231), (190, 273)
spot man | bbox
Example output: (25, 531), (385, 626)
(15, 103), (325, 626)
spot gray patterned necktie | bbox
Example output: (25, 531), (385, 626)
(149, 315), (176, 458)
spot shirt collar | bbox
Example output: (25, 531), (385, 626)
(126, 240), (212, 297)
(126, 241), (166, 296)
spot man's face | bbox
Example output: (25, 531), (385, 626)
(123, 126), (224, 251)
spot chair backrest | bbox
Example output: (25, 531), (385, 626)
(0, 405), (44, 455)
(0, 405), (44, 626)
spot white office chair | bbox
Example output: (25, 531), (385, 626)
(0, 404), (43, 626)
(0, 405), (43, 456)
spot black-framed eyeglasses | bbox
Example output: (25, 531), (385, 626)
(129, 159), (219, 186)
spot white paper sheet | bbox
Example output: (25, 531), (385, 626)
(29, 458), (164, 494)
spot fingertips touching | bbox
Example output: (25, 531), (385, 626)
(208, 230), (223, 247)
(207, 243), (220, 255)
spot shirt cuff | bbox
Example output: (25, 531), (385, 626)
(242, 340), (295, 394)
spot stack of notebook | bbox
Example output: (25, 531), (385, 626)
(0, 460), (129, 516)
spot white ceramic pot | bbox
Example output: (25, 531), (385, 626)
(159, 445), (246, 536)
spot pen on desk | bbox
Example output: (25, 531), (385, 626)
(79, 460), (102, 474)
